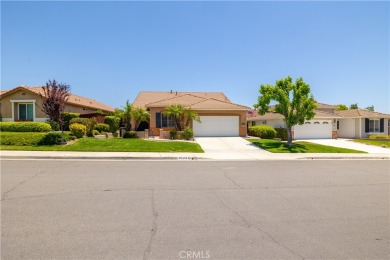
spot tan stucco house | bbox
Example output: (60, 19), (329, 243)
(132, 91), (250, 137)
(247, 103), (390, 139)
(0, 85), (115, 122)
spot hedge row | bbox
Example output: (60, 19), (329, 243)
(0, 122), (52, 132)
(248, 125), (277, 139)
(0, 132), (75, 146)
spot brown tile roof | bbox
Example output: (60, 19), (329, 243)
(1, 86), (115, 112)
(247, 109), (340, 120)
(133, 91), (231, 108)
(133, 91), (249, 110)
(336, 109), (390, 118)
(316, 102), (336, 109)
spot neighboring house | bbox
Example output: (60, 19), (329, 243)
(0, 85), (115, 122)
(132, 91), (250, 137)
(247, 103), (390, 139)
(336, 109), (390, 139)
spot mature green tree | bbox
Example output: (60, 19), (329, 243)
(163, 104), (185, 130)
(336, 104), (348, 111)
(254, 76), (317, 146)
(131, 107), (150, 131)
(183, 108), (201, 127)
(364, 105), (374, 111)
(349, 103), (358, 109)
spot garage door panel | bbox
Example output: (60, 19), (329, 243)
(193, 116), (239, 137)
(294, 123), (332, 139)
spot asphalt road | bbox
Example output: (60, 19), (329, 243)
(1, 159), (389, 259)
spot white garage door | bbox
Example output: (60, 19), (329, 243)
(294, 121), (332, 139)
(193, 116), (239, 137)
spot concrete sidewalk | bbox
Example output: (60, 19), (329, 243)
(1, 150), (388, 160)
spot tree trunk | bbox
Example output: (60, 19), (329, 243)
(286, 125), (293, 146)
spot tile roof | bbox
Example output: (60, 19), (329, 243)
(316, 102), (336, 109)
(1, 86), (115, 112)
(133, 91), (231, 108)
(133, 91), (249, 110)
(247, 109), (341, 120)
(336, 109), (390, 118)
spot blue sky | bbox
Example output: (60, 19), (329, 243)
(2, 1), (389, 112)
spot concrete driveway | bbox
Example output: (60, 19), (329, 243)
(300, 138), (390, 154)
(195, 137), (272, 160)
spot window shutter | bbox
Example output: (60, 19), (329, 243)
(365, 118), (369, 133)
(156, 112), (161, 128)
(380, 118), (384, 132)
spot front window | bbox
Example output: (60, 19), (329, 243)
(18, 103), (33, 121)
(369, 119), (380, 132)
(161, 114), (176, 128)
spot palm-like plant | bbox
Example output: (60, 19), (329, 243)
(122, 100), (133, 130)
(183, 108), (201, 127)
(131, 107), (150, 131)
(164, 104), (184, 130)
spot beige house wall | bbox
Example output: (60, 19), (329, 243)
(140, 107), (247, 137)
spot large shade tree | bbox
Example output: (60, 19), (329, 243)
(254, 76), (317, 146)
(40, 79), (71, 143)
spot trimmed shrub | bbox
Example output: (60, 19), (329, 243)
(86, 117), (98, 137)
(69, 117), (90, 126)
(104, 116), (120, 133)
(38, 132), (76, 145)
(62, 112), (80, 130)
(123, 131), (138, 138)
(69, 123), (86, 138)
(275, 128), (288, 141)
(47, 120), (60, 131)
(93, 130), (100, 136)
(179, 127), (194, 140)
(368, 134), (390, 140)
(169, 129), (177, 139)
(95, 123), (110, 133)
(248, 125), (277, 139)
(0, 132), (47, 146)
(0, 122), (52, 132)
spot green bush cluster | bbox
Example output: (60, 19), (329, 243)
(69, 118), (90, 126)
(248, 125), (277, 139)
(368, 134), (390, 140)
(123, 131), (138, 138)
(47, 120), (60, 131)
(93, 130), (100, 136)
(0, 122), (52, 132)
(104, 116), (120, 133)
(69, 123), (86, 138)
(38, 132), (75, 145)
(179, 127), (194, 140)
(169, 129), (177, 139)
(275, 128), (288, 141)
(95, 123), (110, 133)
(62, 112), (80, 130)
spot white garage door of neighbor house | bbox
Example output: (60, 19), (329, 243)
(193, 116), (239, 137)
(294, 121), (332, 139)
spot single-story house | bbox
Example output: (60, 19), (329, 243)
(247, 103), (390, 139)
(132, 91), (250, 137)
(0, 85), (115, 122)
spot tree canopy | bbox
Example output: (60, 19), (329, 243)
(349, 103), (358, 109)
(336, 104), (348, 111)
(364, 105), (374, 111)
(254, 76), (317, 146)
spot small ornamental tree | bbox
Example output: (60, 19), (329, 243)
(131, 107), (150, 131)
(350, 103), (358, 109)
(336, 104), (348, 111)
(40, 79), (71, 143)
(164, 104), (184, 130)
(254, 76), (317, 146)
(183, 108), (201, 128)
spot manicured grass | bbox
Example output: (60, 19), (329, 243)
(249, 139), (365, 153)
(353, 139), (390, 148)
(0, 138), (204, 153)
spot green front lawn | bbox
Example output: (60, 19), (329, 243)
(249, 139), (365, 153)
(0, 137), (204, 153)
(353, 139), (390, 148)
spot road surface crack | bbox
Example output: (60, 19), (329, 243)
(223, 171), (243, 189)
(213, 191), (305, 259)
(1, 170), (45, 200)
(143, 190), (158, 260)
